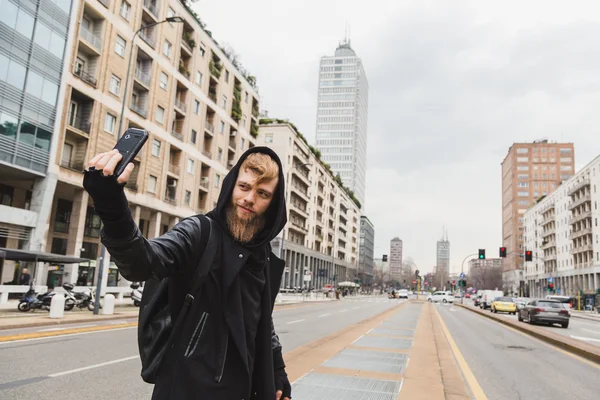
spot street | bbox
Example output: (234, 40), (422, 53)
(0, 297), (400, 399)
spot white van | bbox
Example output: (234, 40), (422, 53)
(479, 290), (503, 309)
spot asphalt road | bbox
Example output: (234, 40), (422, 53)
(437, 303), (600, 400)
(0, 296), (399, 399)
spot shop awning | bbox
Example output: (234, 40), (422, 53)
(0, 248), (90, 264)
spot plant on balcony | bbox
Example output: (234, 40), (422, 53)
(208, 86), (217, 102)
(250, 123), (259, 138)
(182, 31), (196, 49)
(178, 60), (189, 76)
(209, 60), (221, 78)
(231, 85), (242, 122)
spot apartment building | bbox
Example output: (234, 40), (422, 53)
(1, 0), (260, 289)
(359, 216), (374, 288)
(257, 122), (361, 290)
(389, 237), (402, 283)
(524, 154), (600, 298)
(0, 0), (76, 285)
(501, 140), (575, 294)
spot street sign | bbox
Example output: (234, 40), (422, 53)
(557, 288), (561, 294)
(548, 277), (553, 283)
(452, 280), (456, 285)
(303, 275), (312, 282)
(413, 280), (417, 284)
(459, 272), (465, 279)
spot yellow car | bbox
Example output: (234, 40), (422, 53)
(491, 296), (517, 314)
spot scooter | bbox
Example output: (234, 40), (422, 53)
(131, 283), (143, 307)
(18, 284), (57, 312)
(62, 283), (96, 311)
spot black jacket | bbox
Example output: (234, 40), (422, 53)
(100, 147), (288, 399)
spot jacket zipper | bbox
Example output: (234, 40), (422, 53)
(184, 312), (207, 357)
(215, 333), (229, 383)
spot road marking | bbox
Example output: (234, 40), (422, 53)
(287, 319), (305, 325)
(434, 306), (488, 400)
(38, 324), (97, 332)
(318, 313), (331, 318)
(571, 335), (600, 343)
(353, 307), (361, 310)
(582, 328), (600, 335)
(49, 355), (139, 378)
(0, 326), (136, 344)
(340, 309), (348, 313)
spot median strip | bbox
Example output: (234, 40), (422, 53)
(457, 304), (600, 365)
(0, 322), (138, 343)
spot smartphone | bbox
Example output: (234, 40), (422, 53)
(113, 128), (149, 177)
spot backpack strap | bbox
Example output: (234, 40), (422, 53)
(165, 216), (218, 348)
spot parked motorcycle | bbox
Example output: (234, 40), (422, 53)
(18, 284), (59, 312)
(130, 283), (143, 307)
(62, 283), (96, 311)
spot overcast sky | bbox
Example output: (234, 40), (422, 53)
(196, 0), (600, 273)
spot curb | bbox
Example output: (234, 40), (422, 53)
(456, 304), (600, 365)
(570, 313), (600, 322)
(0, 313), (139, 331)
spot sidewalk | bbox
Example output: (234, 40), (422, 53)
(286, 301), (471, 400)
(570, 309), (600, 322)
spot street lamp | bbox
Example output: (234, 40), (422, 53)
(117, 16), (185, 139)
(94, 16), (185, 315)
(280, 162), (311, 288)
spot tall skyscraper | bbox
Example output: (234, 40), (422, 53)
(359, 216), (375, 287)
(389, 237), (403, 282)
(501, 140), (575, 292)
(436, 231), (450, 282)
(315, 39), (368, 205)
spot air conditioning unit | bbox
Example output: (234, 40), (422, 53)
(168, 181), (177, 188)
(230, 131), (237, 137)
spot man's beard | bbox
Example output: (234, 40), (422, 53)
(226, 203), (266, 244)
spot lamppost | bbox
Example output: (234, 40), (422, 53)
(94, 16), (185, 315)
(279, 162), (311, 289)
(116, 16), (185, 140)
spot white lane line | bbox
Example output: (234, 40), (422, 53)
(582, 328), (600, 335)
(353, 307), (361, 310)
(38, 324), (97, 332)
(287, 319), (305, 325)
(318, 313), (331, 318)
(339, 309), (348, 313)
(570, 335), (600, 343)
(49, 355), (139, 378)
(0, 326), (137, 345)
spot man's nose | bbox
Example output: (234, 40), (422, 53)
(242, 191), (255, 205)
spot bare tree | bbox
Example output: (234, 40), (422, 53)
(469, 265), (503, 290)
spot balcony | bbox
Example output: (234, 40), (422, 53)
(571, 226), (593, 239)
(541, 227), (555, 238)
(541, 239), (556, 250)
(168, 163), (180, 176)
(97, 0), (109, 8)
(143, 0), (160, 19)
(290, 221), (308, 234)
(572, 210), (592, 224)
(80, 26), (102, 53)
(205, 120), (215, 134)
(209, 59), (222, 79)
(541, 214), (555, 226)
(73, 65), (97, 87)
(291, 201), (308, 217)
(171, 128), (184, 141)
(134, 67), (151, 87)
(568, 178), (590, 196)
(175, 99), (187, 114)
(291, 184), (309, 201)
(139, 31), (156, 49)
(200, 177), (209, 190)
(569, 192), (592, 210)
(60, 158), (85, 171)
(66, 113), (91, 134)
(571, 243), (594, 254)
(130, 101), (147, 118)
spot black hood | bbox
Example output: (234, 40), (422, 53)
(207, 146), (287, 249)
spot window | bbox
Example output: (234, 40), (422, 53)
(220, 121), (225, 134)
(560, 148), (572, 154)
(517, 157), (529, 162)
(518, 174), (529, 179)
(242, 114), (247, 127)
(199, 45), (206, 57)
(159, 72), (168, 90)
(104, 113), (116, 133)
(265, 133), (273, 143)
(517, 182), (529, 188)
(560, 157), (572, 162)
(196, 71), (203, 85)
(187, 158), (194, 174)
(167, 7), (175, 23)
(225, 70), (229, 82)
(560, 166), (572, 171)
(163, 40), (172, 57)
(221, 95), (227, 109)
(84, 207), (102, 238)
(191, 129), (197, 144)
(54, 199), (72, 233)
(215, 174), (221, 187)
(120, 1), (131, 19)
(0, 184), (14, 206)
(516, 148), (528, 154)
(517, 191), (529, 197)
(194, 100), (200, 114)
(109, 75), (121, 95)
(217, 147), (223, 161)
(245, 92), (249, 103)
(148, 175), (157, 193)
(115, 36), (126, 57)
(184, 190), (192, 205)
(517, 166), (529, 171)
(151, 139), (161, 157)
(240, 138), (245, 150)
(156, 106), (165, 124)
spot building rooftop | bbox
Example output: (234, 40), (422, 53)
(334, 40), (356, 57)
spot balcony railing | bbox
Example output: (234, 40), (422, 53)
(139, 31), (156, 48)
(73, 66), (97, 86)
(571, 226), (593, 239)
(168, 163), (180, 176)
(130, 101), (147, 118)
(171, 129), (183, 141)
(568, 178), (591, 196)
(164, 195), (177, 205)
(135, 67), (151, 86)
(80, 26), (102, 51)
(143, 0), (160, 18)
(67, 113), (91, 134)
(202, 150), (212, 159)
(60, 159), (85, 171)
(205, 120), (215, 133)
(175, 99), (187, 112)
(200, 177), (209, 189)
(569, 192), (592, 210)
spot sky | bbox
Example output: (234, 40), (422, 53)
(194, 0), (600, 273)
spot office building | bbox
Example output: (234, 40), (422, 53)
(1, 0), (260, 291)
(315, 39), (368, 205)
(359, 216), (374, 287)
(389, 237), (402, 282)
(257, 121), (361, 289)
(502, 140), (574, 292)
(523, 154), (600, 298)
(436, 232), (450, 281)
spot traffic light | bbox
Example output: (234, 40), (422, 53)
(499, 247), (507, 258)
(525, 250), (533, 262)
(478, 249), (485, 259)
(382, 254), (388, 262)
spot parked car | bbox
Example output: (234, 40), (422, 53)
(515, 297), (530, 310)
(428, 291), (454, 303)
(491, 296), (517, 314)
(480, 290), (504, 310)
(518, 299), (570, 328)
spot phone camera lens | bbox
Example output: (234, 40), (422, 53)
(125, 134), (130, 139)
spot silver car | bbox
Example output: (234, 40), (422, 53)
(517, 299), (570, 328)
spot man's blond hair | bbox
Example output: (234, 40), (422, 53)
(240, 153), (279, 184)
